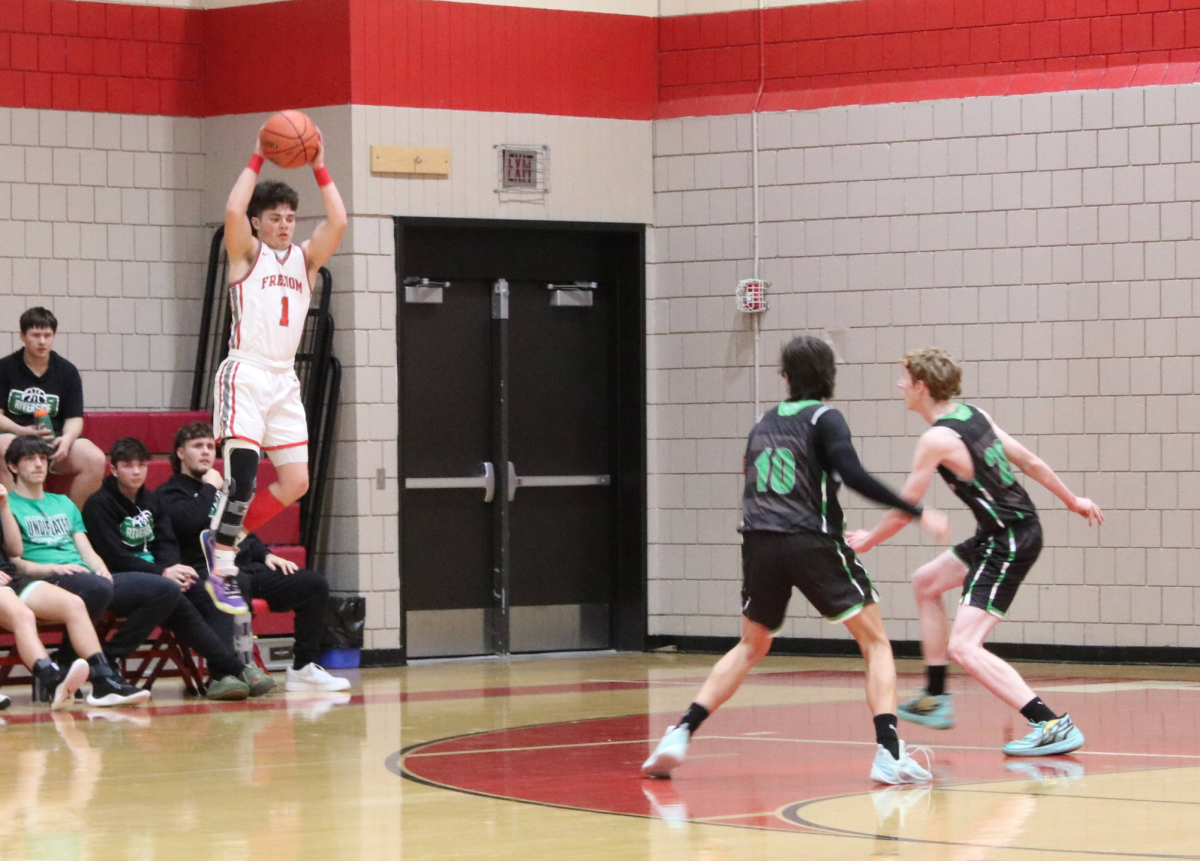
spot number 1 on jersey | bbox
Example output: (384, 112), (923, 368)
(280, 296), (289, 327)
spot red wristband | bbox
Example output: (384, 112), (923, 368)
(313, 166), (332, 187)
(247, 154), (264, 173)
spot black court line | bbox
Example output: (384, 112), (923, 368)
(780, 790), (1200, 860)
(388, 716), (1200, 859)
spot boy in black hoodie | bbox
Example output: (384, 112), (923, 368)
(81, 437), (276, 701)
(157, 422), (347, 692)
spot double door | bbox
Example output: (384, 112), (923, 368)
(401, 272), (616, 657)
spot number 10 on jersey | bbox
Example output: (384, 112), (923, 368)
(754, 447), (796, 493)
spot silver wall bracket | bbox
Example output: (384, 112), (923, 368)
(548, 281), (597, 308)
(405, 277), (450, 304)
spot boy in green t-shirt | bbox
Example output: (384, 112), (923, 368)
(4, 436), (149, 707)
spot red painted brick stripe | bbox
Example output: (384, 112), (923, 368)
(0, 0), (657, 119)
(6, 0), (1200, 121)
(660, 0), (1200, 117)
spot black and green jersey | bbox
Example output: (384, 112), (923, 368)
(935, 404), (1038, 533)
(740, 400), (837, 535)
(740, 400), (922, 536)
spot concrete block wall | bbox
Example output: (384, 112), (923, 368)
(207, 103), (652, 651)
(649, 85), (1200, 649)
(0, 106), (208, 411)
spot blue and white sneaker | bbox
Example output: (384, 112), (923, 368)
(870, 741), (934, 785)
(1003, 715), (1084, 757)
(1004, 758), (1085, 782)
(642, 725), (690, 778)
(898, 690), (955, 729)
(200, 530), (247, 614)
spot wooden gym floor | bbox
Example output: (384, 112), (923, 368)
(0, 652), (1198, 860)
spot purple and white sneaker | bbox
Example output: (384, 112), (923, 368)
(200, 530), (247, 614)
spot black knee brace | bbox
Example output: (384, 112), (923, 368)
(212, 447), (258, 546)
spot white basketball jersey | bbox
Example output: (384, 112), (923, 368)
(227, 241), (311, 369)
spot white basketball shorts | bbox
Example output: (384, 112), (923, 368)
(213, 357), (308, 465)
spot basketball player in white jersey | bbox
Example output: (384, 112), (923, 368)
(202, 128), (346, 613)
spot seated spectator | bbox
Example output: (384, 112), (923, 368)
(8, 436), (271, 702)
(159, 422), (349, 692)
(80, 436), (278, 701)
(0, 307), (105, 509)
(0, 481), (132, 709)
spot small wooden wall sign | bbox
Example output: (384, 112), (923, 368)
(370, 146), (451, 176)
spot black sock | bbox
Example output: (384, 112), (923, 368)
(1020, 697), (1057, 723)
(86, 652), (112, 680)
(679, 702), (709, 734)
(926, 664), (948, 697)
(873, 713), (900, 760)
(31, 658), (58, 684)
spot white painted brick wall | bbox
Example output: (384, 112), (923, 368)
(651, 84), (1200, 649)
(0, 107), (207, 410)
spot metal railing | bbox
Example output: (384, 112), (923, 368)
(192, 227), (340, 565)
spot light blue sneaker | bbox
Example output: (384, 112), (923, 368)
(870, 741), (933, 785)
(898, 690), (955, 730)
(642, 725), (690, 778)
(1003, 714), (1084, 757)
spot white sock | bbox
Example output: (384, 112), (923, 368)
(213, 548), (236, 573)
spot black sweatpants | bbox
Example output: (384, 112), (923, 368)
(186, 565), (329, 670)
(54, 571), (244, 679)
(42, 571), (113, 661)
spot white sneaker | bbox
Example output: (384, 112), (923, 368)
(286, 663), (351, 692)
(870, 741), (933, 785)
(642, 725), (690, 778)
(285, 691), (351, 721)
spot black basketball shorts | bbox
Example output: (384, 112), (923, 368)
(953, 520), (1043, 618)
(740, 530), (877, 632)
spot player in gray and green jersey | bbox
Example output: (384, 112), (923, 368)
(849, 348), (1104, 757)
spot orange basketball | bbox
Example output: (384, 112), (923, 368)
(259, 110), (320, 169)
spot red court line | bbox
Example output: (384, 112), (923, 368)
(0, 669), (1179, 727)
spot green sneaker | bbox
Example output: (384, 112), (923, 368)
(206, 675), (250, 701)
(898, 690), (955, 729)
(240, 665), (277, 697)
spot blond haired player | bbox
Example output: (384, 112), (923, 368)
(848, 348), (1103, 757)
(203, 126), (346, 613)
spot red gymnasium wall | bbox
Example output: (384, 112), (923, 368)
(0, 0), (657, 119)
(5, 0), (1200, 121)
(659, 0), (1200, 117)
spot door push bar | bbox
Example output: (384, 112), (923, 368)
(506, 462), (611, 502)
(405, 462), (495, 503)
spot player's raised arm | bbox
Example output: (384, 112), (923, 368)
(225, 126), (266, 266)
(302, 133), (347, 273)
(981, 410), (1104, 526)
(848, 427), (955, 553)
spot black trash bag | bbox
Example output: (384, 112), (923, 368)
(321, 595), (366, 649)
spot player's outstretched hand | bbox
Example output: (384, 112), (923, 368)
(254, 123), (265, 157)
(920, 509), (951, 544)
(1069, 496), (1104, 526)
(846, 529), (874, 553)
(312, 130), (325, 169)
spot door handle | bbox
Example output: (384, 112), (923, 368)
(506, 462), (610, 502)
(405, 462), (495, 503)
